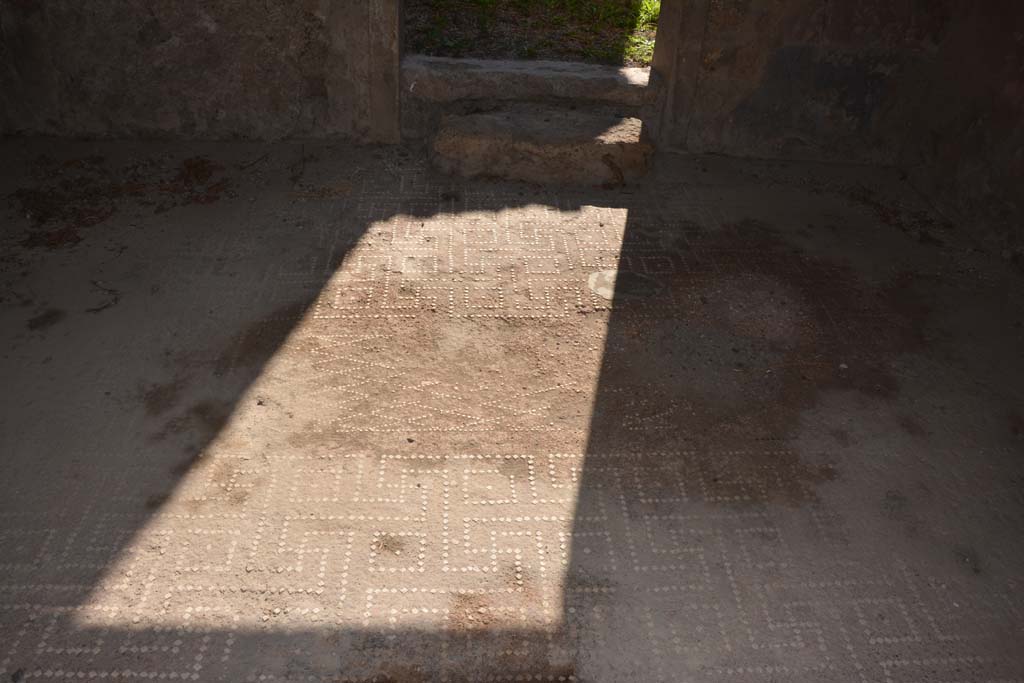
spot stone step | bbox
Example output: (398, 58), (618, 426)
(403, 55), (651, 107)
(431, 104), (653, 186)
(401, 55), (657, 140)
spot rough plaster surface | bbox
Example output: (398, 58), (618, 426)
(881, 2), (1024, 261)
(656, 0), (1024, 256)
(2, 141), (1023, 680)
(0, 0), (399, 142)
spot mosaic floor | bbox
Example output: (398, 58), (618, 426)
(1, 141), (1023, 681)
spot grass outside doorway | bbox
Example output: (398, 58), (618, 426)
(404, 0), (661, 67)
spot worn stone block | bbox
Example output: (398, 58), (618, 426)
(431, 104), (653, 185)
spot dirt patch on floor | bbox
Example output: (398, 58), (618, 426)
(26, 307), (65, 331)
(9, 154), (234, 249)
(602, 219), (927, 411)
(152, 399), (234, 470)
(214, 301), (308, 376)
(844, 183), (953, 247)
(371, 534), (407, 555)
(585, 217), (932, 503)
(141, 377), (188, 417)
(449, 592), (497, 630)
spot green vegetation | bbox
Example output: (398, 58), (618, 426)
(405, 0), (661, 67)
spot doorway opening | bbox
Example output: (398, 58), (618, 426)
(396, 0), (671, 198)
(403, 0), (661, 67)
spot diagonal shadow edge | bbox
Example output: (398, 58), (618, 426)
(0, 139), (648, 681)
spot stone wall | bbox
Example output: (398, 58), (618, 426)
(655, 0), (1023, 254)
(657, 0), (948, 162)
(882, 2), (1023, 257)
(0, 0), (399, 142)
